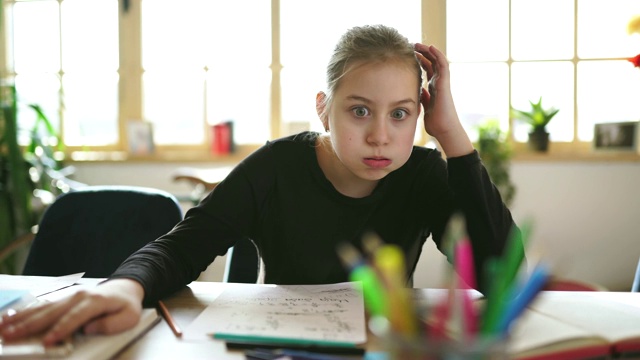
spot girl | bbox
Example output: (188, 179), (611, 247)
(0, 24), (519, 345)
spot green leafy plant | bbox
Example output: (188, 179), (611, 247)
(511, 97), (559, 134)
(475, 119), (515, 205)
(0, 82), (66, 273)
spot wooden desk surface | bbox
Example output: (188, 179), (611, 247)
(119, 282), (640, 360)
(119, 282), (242, 359)
(19, 277), (640, 359)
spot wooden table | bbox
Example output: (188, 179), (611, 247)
(15, 276), (640, 359)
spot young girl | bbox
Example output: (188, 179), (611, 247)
(0, 24), (519, 345)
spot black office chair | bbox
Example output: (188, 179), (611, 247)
(223, 237), (259, 283)
(632, 257), (640, 292)
(22, 185), (183, 278)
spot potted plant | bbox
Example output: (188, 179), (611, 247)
(511, 97), (559, 152)
(474, 119), (515, 205)
(0, 82), (68, 274)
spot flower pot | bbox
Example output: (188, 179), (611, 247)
(528, 130), (549, 152)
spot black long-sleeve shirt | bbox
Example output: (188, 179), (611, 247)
(110, 132), (519, 304)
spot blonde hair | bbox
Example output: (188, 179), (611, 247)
(319, 24), (423, 119)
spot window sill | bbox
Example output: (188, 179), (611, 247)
(511, 142), (640, 163)
(66, 145), (260, 164)
(64, 142), (640, 164)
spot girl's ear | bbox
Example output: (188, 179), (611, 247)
(316, 92), (329, 131)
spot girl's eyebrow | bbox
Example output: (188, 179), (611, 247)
(345, 95), (416, 106)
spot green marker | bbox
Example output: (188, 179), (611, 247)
(336, 242), (388, 317)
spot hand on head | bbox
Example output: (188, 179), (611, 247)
(414, 43), (473, 157)
(0, 279), (144, 346)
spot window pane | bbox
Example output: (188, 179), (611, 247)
(143, 71), (204, 144)
(61, 0), (118, 72)
(63, 72), (118, 146)
(578, 0), (640, 58)
(511, 62), (574, 142)
(13, 1), (60, 73)
(280, 0), (421, 133)
(15, 74), (60, 145)
(142, 0), (271, 145)
(60, 0), (119, 146)
(511, 0), (574, 60)
(447, 0), (509, 62)
(577, 60), (640, 141)
(450, 63), (509, 140)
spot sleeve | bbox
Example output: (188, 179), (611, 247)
(429, 150), (521, 294)
(108, 143), (276, 305)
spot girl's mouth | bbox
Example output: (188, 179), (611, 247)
(363, 157), (391, 169)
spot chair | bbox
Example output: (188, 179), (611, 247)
(543, 276), (607, 291)
(22, 185), (183, 278)
(632, 257), (640, 292)
(171, 166), (258, 283)
(223, 237), (260, 283)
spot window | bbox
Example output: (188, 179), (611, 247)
(6, 0), (637, 159)
(3, 0), (422, 157)
(9, 0), (119, 147)
(446, 0), (640, 151)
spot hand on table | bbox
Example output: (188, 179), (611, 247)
(0, 279), (144, 346)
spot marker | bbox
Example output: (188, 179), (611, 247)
(336, 242), (387, 317)
(481, 223), (528, 335)
(496, 262), (550, 334)
(365, 234), (418, 336)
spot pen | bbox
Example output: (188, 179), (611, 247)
(224, 340), (365, 355)
(244, 348), (354, 360)
(157, 300), (182, 338)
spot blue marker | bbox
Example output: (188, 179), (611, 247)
(496, 262), (550, 334)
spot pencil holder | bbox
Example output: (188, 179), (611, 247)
(382, 334), (509, 360)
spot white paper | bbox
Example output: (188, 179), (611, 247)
(183, 282), (366, 344)
(0, 273), (85, 297)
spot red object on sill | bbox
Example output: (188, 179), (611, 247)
(629, 54), (640, 68)
(211, 121), (234, 155)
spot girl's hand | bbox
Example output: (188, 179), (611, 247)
(414, 43), (473, 157)
(0, 279), (144, 346)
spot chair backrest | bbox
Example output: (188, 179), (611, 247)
(632, 257), (640, 292)
(223, 237), (259, 283)
(22, 185), (183, 278)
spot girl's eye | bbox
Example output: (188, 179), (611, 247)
(352, 106), (369, 117)
(391, 109), (408, 120)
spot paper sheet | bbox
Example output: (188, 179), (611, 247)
(183, 282), (366, 344)
(0, 273), (85, 297)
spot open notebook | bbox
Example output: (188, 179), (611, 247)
(0, 308), (159, 359)
(508, 292), (640, 360)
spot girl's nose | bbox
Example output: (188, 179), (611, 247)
(367, 118), (390, 146)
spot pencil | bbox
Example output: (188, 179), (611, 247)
(157, 300), (182, 338)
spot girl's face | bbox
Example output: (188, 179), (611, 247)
(321, 60), (420, 184)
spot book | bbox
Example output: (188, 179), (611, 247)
(507, 292), (640, 360)
(0, 308), (159, 359)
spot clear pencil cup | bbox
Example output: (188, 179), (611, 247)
(382, 335), (509, 360)
(369, 316), (509, 360)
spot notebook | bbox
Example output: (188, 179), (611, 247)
(0, 308), (159, 359)
(508, 292), (640, 360)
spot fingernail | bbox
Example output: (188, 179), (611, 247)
(4, 325), (15, 335)
(43, 332), (56, 344)
(84, 323), (97, 335)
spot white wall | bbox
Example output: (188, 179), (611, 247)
(71, 160), (640, 291)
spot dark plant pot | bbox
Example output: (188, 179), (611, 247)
(528, 130), (549, 152)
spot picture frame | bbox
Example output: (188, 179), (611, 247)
(593, 121), (639, 153)
(127, 120), (155, 156)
